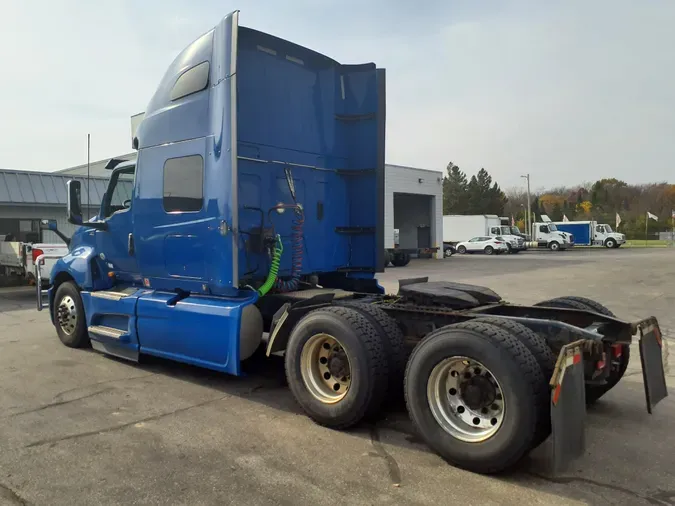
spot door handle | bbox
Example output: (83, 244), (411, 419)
(128, 233), (135, 255)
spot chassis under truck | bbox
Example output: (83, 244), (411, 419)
(37, 11), (667, 475)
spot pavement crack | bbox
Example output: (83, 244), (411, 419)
(529, 473), (668, 505)
(52, 373), (155, 402)
(25, 395), (228, 449)
(7, 388), (114, 418)
(369, 425), (402, 487)
(0, 482), (30, 505)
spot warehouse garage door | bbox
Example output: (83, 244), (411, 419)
(393, 193), (434, 257)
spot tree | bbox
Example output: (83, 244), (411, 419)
(442, 162), (469, 214)
(577, 201), (593, 215)
(550, 202), (563, 221)
(466, 168), (507, 215)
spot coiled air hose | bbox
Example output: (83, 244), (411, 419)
(257, 235), (283, 297)
(274, 206), (305, 292)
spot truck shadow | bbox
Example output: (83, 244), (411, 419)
(108, 350), (673, 505)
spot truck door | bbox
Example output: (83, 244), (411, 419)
(95, 164), (139, 282)
(538, 225), (550, 247)
(132, 137), (216, 293)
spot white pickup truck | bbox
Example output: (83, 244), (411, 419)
(0, 220), (68, 287)
(22, 242), (68, 287)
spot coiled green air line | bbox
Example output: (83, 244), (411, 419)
(257, 235), (283, 296)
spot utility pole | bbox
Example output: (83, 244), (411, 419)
(521, 174), (531, 237)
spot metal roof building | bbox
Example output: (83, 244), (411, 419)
(55, 152), (137, 178)
(0, 169), (130, 244)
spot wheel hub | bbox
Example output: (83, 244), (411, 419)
(300, 333), (352, 404)
(328, 352), (349, 379)
(57, 295), (78, 335)
(427, 357), (505, 442)
(460, 375), (496, 410)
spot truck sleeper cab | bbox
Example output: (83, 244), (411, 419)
(40, 11), (667, 476)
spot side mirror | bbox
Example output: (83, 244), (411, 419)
(67, 180), (83, 225)
(39, 219), (57, 231)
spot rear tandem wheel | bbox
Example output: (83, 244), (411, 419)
(534, 296), (630, 404)
(284, 306), (390, 429)
(471, 317), (556, 447)
(404, 321), (548, 474)
(336, 301), (407, 397)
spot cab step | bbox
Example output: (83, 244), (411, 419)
(88, 325), (126, 340)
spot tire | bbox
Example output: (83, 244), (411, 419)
(534, 296), (630, 404)
(383, 250), (392, 268)
(336, 301), (407, 397)
(284, 306), (389, 429)
(457, 245), (467, 254)
(53, 281), (90, 348)
(391, 253), (406, 267)
(471, 317), (556, 447)
(605, 239), (616, 249)
(549, 241), (560, 251)
(404, 321), (547, 474)
(401, 253), (411, 266)
(484, 246), (494, 255)
(444, 247), (454, 258)
(506, 243), (512, 254)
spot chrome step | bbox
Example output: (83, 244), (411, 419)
(88, 325), (126, 340)
(90, 290), (133, 301)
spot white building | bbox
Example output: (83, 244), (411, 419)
(384, 164), (443, 259)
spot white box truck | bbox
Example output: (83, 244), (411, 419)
(443, 215), (527, 254)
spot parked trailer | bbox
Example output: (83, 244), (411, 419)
(37, 11), (666, 475)
(554, 221), (625, 248)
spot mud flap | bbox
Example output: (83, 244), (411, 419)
(638, 318), (668, 413)
(549, 340), (586, 474)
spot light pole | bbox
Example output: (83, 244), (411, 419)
(521, 174), (531, 237)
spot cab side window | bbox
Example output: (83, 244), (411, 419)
(102, 166), (135, 219)
(539, 225), (549, 233)
(163, 155), (204, 213)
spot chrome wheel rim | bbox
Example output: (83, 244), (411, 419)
(427, 356), (505, 442)
(57, 295), (78, 335)
(300, 333), (351, 404)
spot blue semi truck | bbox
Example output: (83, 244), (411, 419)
(35, 11), (666, 475)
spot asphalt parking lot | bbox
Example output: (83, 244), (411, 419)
(1, 248), (674, 506)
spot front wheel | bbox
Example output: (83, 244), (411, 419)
(404, 321), (547, 474)
(549, 241), (560, 251)
(605, 239), (616, 249)
(53, 281), (90, 348)
(457, 245), (467, 254)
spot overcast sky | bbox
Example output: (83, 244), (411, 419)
(1, 0), (673, 189)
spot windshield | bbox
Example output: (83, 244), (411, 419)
(510, 226), (521, 234)
(604, 225), (613, 233)
(500, 226), (512, 235)
(549, 224), (558, 231)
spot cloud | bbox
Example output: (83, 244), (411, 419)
(0, 0), (673, 188)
